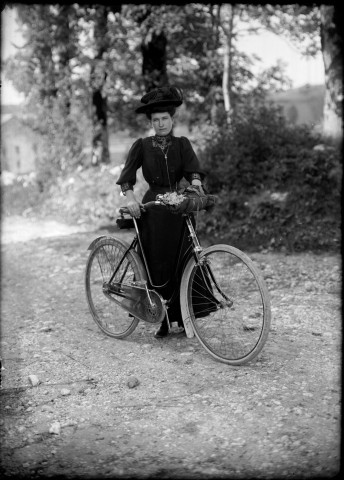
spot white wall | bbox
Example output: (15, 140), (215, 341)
(1, 117), (40, 174)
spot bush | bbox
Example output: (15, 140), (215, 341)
(22, 94), (90, 191)
(194, 99), (341, 252)
(2, 174), (44, 217)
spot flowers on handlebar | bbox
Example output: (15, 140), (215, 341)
(156, 190), (218, 215)
(157, 192), (186, 206)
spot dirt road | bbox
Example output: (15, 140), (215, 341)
(0, 217), (341, 478)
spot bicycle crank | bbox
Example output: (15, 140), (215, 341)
(103, 281), (166, 324)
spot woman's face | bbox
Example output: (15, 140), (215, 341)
(150, 112), (173, 136)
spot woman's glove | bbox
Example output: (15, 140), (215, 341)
(169, 185), (215, 214)
(186, 184), (206, 196)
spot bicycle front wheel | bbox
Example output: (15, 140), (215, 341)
(85, 237), (147, 338)
(180, 244), (271, 365)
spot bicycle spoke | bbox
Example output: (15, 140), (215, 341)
(181, 245), (271, 365)
(85, 238), (146, 338)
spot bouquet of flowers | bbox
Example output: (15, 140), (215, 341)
(157, 186), (217, 214)
(158, 191), (186, 206)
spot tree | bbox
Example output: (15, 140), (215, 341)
(158, 3), (294, 127)
(161, 3), (223, 120)
(3, 4), (87, 181)
(141, 29), (168, 91)
(254, 3), (342, 141)
(89, 5), (111, 165)
(52, 4), (79, 116)
(12, 5), (58, 102)
(123, 5), (169, 92)
(320, 4), (343, 141)
(219, 4), (235, 124)
(5, 2), (329, 175)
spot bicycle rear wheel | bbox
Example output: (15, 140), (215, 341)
(85, 237), (146, 338)
(180, 244), (271, 365)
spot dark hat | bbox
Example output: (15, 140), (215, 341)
(135, 86), (183, 114)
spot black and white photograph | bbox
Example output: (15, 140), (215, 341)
(1, 2), (341, 478)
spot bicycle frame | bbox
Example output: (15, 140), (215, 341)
(86, 199), (271, 364)
(108, 212), (199, 294)
(105, 204), (228, 320)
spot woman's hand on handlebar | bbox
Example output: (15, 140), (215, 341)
(127, 200), (143, 218)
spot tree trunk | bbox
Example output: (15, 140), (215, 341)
(34, 5), (57, 103)
(320, 4), (343, 142)
(91, 7), (110, 165)
(141, 30), (168, 92)
(56, 5), (74, 116)
(91, 89), (109, 165)
(220, 4), (235, 125)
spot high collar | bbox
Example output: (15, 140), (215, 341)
(152, 133), (173, 149)
(154, 132), (173, 140)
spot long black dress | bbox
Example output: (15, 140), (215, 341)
(116, 134), (204, 326)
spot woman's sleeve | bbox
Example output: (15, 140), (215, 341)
(116, 139), (143, 193)
(180, 136), (206, 182)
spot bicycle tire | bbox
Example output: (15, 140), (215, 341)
(180, 244), (271, 365)
(85, 237), (147, 338)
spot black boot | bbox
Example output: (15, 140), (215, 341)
(154, 318), (169, 338)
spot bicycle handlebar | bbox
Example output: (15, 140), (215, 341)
(119, 192), (216, 216)
(119, 201), (162, 215)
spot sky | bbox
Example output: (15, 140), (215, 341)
(1, 7), (26, 105)
(1, 6), (325, 106)
(238, 30), (325, 88)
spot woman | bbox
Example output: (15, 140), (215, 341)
(116, 86), (206, 338)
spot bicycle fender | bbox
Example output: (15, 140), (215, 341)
(180, 255), (197, 339)
(87, 235), (108, 250)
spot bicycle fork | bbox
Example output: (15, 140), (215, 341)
(184, 215), (203, 260)
(184, 215), (233, 309)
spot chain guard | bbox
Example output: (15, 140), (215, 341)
(103, 282), (166, 324)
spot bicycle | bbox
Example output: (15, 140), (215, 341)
(85, 196), (271, 365)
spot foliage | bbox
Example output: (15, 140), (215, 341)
(39, 105), (90, 187)
(17, 90), (90, 188)
(3, 3), (306, 138)
(194, 98), (341, 252)
(3, 116), (340, 253)
(3, 4), (90, 184)
(3, 3), (339, 251)
(2, 163), (147, 228)
(2, 174), (42, 217)
(251, 5), (321, 57)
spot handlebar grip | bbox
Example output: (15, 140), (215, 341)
(119, 201), (162, 215)
(119, 206), (130, 215)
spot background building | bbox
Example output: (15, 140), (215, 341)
(1, 108), (42, 175)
